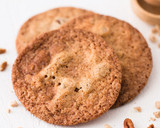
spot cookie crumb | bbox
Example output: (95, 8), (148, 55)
(149, 34), (157, 43)
(0, 48), (6, 54)
(147, 124), (154, 128)
(10, 100), (18, 107)
(150, 117), (156, 121)
(0, 61), (7, 71)
(155, 101), (160, 109)
(124, 118), (134, 128)
(134, 106), (142, 112)
(104, 124), (112, 128)
(152, 27), (158, 34)
(152, 24), (160, 33)
(153, 111), (160, 118)
(7, 108), (11, 113)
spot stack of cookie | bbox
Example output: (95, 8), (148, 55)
(12, 7), (152, 125)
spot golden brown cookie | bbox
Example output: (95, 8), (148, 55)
(12, 29), (122, 125)
(62, 14), (153, 108)
(16, 7), (93, 54)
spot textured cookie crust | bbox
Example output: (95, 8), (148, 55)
(62, 14), (153, 108)
(12, 29), (122, 125)
(16, 7), (93, 54)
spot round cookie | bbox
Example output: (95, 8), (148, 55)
(62, 14), (153, 108)
(16, 7), (93, 54)
(12, 29), (122, 125)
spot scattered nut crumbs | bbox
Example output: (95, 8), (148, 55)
(124, 118), (135, 128)
(104, 124), (112, 128)
(153, 111), (160, 118)
(149, 34), (157, 43)
(147, 124), (154, 128)
(150, 24), (160, 48)
(0, 61), (7, 71)
(7, 108), (11, 113)
(150, 117), (156, 121)
(0, 48), (6, 54)
(152, 24), (160, 33)
(155, 101), (160, 109)
(134, 106), (142, 112)
(10, 100), (18, 107)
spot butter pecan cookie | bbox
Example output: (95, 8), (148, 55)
(16, 7), (93, 54)
(12, 29), (122, 125)
(62, 14), (153, 108)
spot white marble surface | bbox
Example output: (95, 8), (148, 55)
(0, 0), (160, 128)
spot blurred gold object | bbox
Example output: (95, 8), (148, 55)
(131, 0), (160, 25)
(144, 0), (160, 6)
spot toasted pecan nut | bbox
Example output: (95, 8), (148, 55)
(147, 124), (154, 128)
(124, 118), (134, 128)
(0, 61), (7, 71)
(0, 48), (6, 54)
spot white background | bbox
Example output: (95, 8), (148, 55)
(0, 0), (160, 128)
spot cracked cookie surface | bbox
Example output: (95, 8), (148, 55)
(12, 29), (122, 125)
